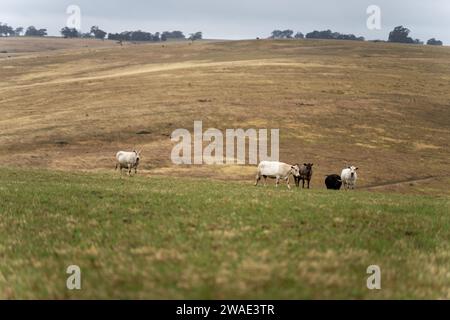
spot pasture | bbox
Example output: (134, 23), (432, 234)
(0, 168), (449, 299)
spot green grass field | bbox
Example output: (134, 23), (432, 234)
(0, 168), (448, 299)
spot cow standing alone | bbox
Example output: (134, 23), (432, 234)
(341, 166), (358, 190)
(255, 161), (300, 189)
(115, 150), (141, 175)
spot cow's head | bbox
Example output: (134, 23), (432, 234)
(291, 164), (301, 177)
(347, 165), (358, 177)
(133, 149), (142, 163)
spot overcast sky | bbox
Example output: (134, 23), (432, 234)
(1, 0), (449, 43)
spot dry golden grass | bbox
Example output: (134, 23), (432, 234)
(0, 38), (449, 195)
(0, 36), (121, 55)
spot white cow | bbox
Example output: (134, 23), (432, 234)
(115, 150), (141, 175)
(341, 166), (358, 190)
(255, 161), (300, 189)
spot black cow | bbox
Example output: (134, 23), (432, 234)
(294, 163), (313, 188)
(325, 174), (342, 190)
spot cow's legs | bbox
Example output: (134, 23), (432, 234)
(255, 174), (261, 186)
(286, 176), (291, 190)
(128, 164), (132, 176)
(307, 179), (310, 189)
(263, 176), (267, 186)
(275, 177), (280, 187)
(302, 179), (305, 189)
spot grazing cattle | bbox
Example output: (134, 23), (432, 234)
(255, 161), (300, 190)
(341, 166), (358, 190)
(294, 163), (314, 188)
(325, 174), (342, 190)
(115, 150), (141, 175)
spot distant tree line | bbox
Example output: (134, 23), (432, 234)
(25, 26), (48, 37)
(107, 31), (162, 42)
(0, 21), (201, 42)
(0, 23), (47, 37)
(59, 26), (202, 42)
(270, 30), (294, 39)
(388, 26), (423, 44)
(388, 26), (441, 46)
(0, 23), (16, 36)
(270, 29), (364, 41)
(269, 26), (444, 46)
(107, 30), (202, 42)
(0, 21), (445, 46)
(306, 30), (365, 41)
(161, 30), (185, 41)
(426, 38), (443, 46)
(188, 32), (203, 41)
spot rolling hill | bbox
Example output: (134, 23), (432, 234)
(1, 37), (449, 194)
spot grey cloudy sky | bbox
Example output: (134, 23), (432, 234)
(1, 0), (449, 43)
